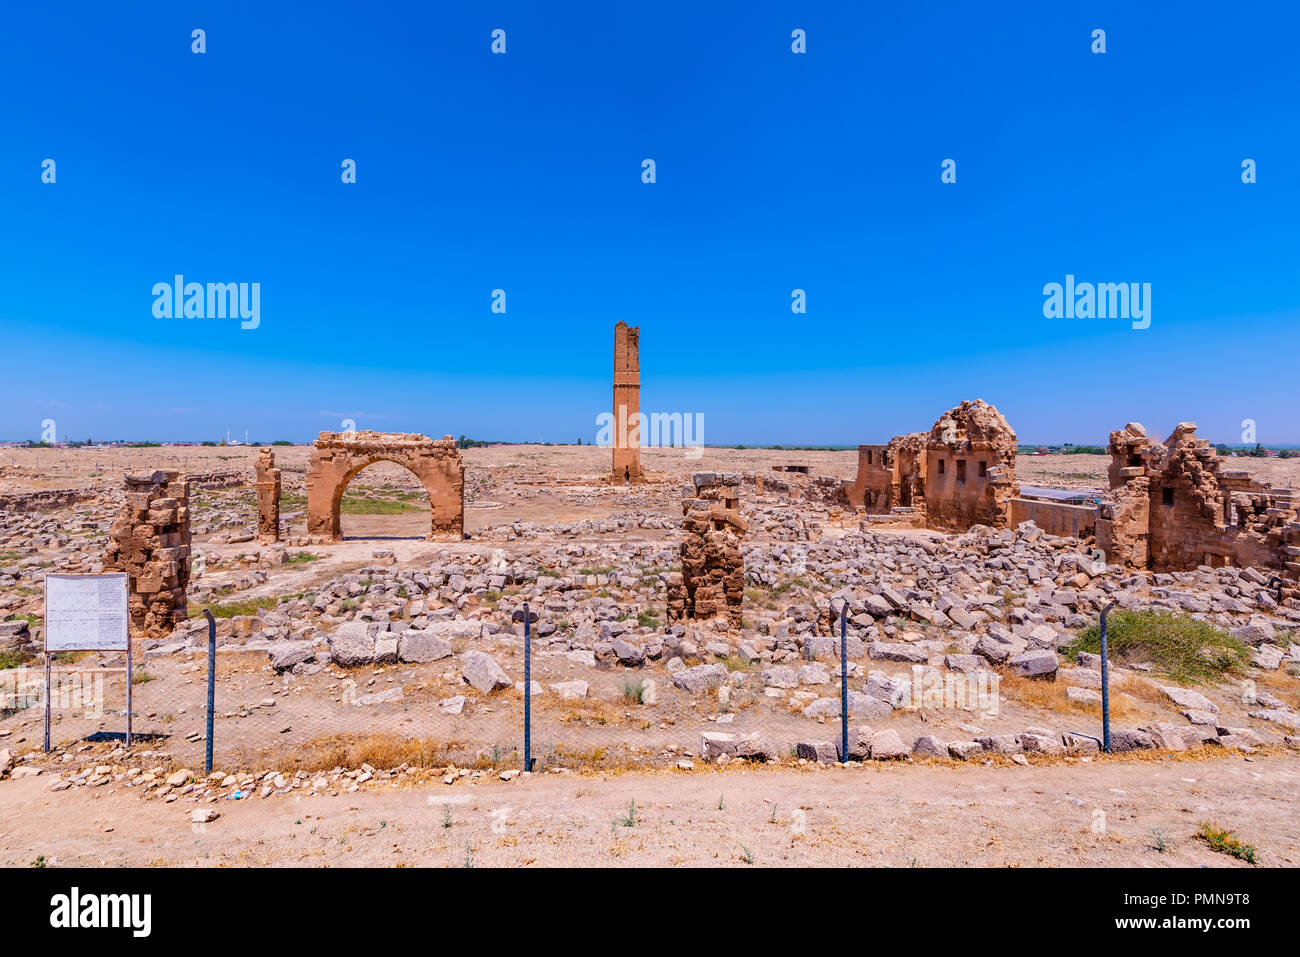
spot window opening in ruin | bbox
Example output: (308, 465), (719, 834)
(978, 461), (987, 477)
(956, 459), (967, 483)
(938, 459), (945, 475)
(1162, 486), (1174, 507)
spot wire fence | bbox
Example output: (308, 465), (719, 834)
(5, 601), (1129, 775)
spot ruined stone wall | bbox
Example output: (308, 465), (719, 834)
(843, 444), (894, 511)
(1096, 476), (1151, 568)
(921, 400), (1018, 532)
(1008, 498), (1098, 538)
(843, 433), (927, 517)
(305, 432), (464, 542)
(1097, 422), (1298, 591)
(0, 488), (95, 512)
(666, 472), (746, 627)
(1146, 424), (1231, 568)
(102, 470), (191, 643)
(255, 448), (281, 543)
(612, 320), (644, 484)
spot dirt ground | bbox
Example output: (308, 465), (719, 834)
(1, 749), (1294, 868)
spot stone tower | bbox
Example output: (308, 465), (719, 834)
(612, 320), (643, 483)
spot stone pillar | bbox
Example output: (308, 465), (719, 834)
(667, 472), (747, 627)
(103, 470), (191, 644)
(255, 448), (281, 543)
(612, 320), (643, 484)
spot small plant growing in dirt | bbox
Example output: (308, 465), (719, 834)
(1150, 827), (1173, 853)
(441, 805), (452, 829)
(621, 680), (645, 704)
(741, 845), (755, 865)
(612, 800), (637, 830)
(1196, 822), (1257, 864)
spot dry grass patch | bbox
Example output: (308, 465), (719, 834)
(245, 732), (510, 773)
(997, 671), (1147, 720)
(1195, 821), (1259, 864)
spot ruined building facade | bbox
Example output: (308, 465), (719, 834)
(255, 447), (281, 543)
(844, 400), (1018, 533)
(611, 320), (644, 484)
(1097, 422), (1299, 593)
(103, 470), (191, 642)
(305, 431), (465, 542)
(667, 473), (746, 627)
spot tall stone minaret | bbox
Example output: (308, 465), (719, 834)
(612, 321), (643, 484)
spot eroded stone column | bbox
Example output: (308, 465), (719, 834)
(667, 472), (747, 627)
(103, 470), (191, 642)
(255, 448), (281, 543)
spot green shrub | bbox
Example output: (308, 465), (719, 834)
(1064, 609), (1249, 683)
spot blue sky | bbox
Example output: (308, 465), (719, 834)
(2, 1), (1297, 446)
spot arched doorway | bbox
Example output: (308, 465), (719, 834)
(333, 460), (433, 540)
(306, 431), (464, 542)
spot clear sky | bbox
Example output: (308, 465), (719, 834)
(2, 1), (1297, 446)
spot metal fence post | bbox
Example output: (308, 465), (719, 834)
(1099, 601), (1115, 754)
(523, 601), (532, 772)
(43, 653), (51, 753)
(204, 609), (216, 775)
(839, 606), (849, 763)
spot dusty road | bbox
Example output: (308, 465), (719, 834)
(2, 750), (1294, 868)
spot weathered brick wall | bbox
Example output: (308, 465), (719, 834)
(1099, 422), (1298, 591)
(102, 470), (191, 642)
(843, 444), (894, 511)
(666, 472), (747, 627)
(1096, 476), (1151, 568)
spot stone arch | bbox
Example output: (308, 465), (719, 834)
(306, 431), (464, 542)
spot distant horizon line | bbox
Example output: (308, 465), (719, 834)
(4, 439), (1299, 451)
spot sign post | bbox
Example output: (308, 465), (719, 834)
(43, 573), (130, 752)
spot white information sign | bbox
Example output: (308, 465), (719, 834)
(44, 574), (129, 652)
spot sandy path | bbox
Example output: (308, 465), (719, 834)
(2, 750), (1295, 868)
